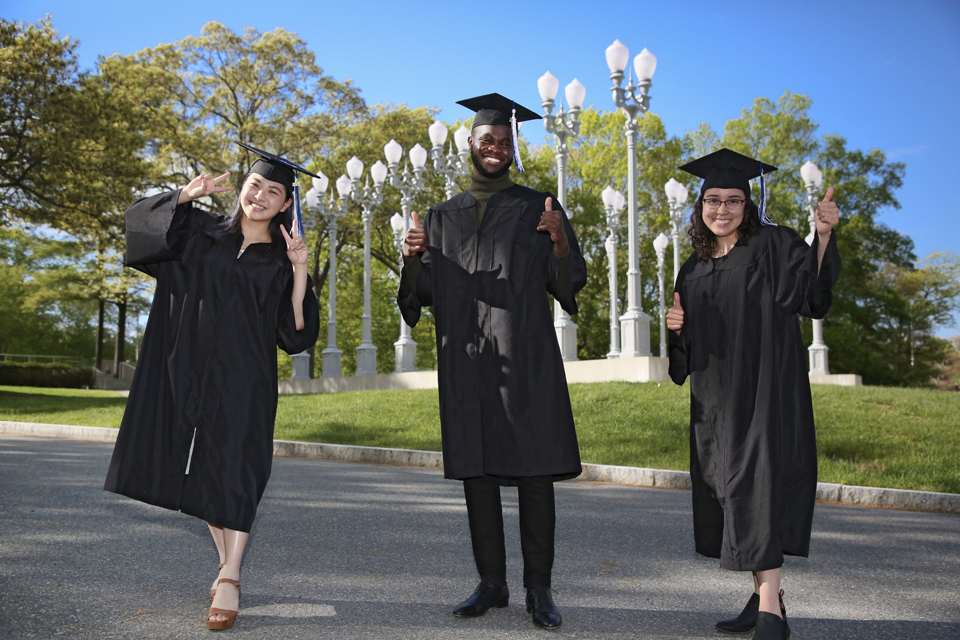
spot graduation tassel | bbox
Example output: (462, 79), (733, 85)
(293, 183), (304, 237)
(511, 105), (524, 173)
(758, 165), (776, 226)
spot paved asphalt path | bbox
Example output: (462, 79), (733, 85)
(1, 435), (958, 639)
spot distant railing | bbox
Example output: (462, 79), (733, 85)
(0, 353), (88, 367)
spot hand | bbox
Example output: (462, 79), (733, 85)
(402, 211), (429, 264)
(815, 187), (840, 237)
(280, 224), (308, 268)
(537, 196), (569, 256)
(177, 172), (233, 204)
(666, 292), (684, 335)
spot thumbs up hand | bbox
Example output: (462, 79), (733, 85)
(537, 196), (569, 257)
(402, 211), (430, 263)
(666, 292), (684, 335)
(815, 186), (840, 238)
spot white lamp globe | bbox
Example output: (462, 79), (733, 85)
(454, 125), (471, 152)
(390, 212), (405, 235)
(565, 79), (586, 109)
(538, 71), (560, 101)
(634, 47), (657, 80)
(428, 121), (448, 147)
(371, 160), (387, 187)
(312, 174), (329, 193)
(409, 143), (428, 170)
(335, 174), (352, 198)
(346, 156), (364, 180)
(384, 140), (403, 166)
(605, 39), (629, 74)
(653, 232), (670, 255)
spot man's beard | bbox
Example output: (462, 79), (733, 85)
(471, 146), (512, 179)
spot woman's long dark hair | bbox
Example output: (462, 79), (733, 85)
(207, 171), (292, 253)
(687, 191), (762, 261)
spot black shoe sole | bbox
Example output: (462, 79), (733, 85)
(452, 599), (509, 618)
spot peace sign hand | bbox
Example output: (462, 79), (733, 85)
(177, 172), (233, 205)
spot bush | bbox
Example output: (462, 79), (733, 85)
(0, 361), (96, 388)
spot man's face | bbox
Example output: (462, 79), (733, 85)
(469, 124), (513, 179)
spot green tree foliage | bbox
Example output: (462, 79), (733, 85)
(99, 21), (366, 212)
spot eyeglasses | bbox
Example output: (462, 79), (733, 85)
(703, 197), (745, 211)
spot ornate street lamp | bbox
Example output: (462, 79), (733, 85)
(384, 139), (428, 372)
(664, 177), (689, 282)
(428, 122), (471, 200)
(606, 39), (657, 358)
(306, 174), (350, 377)
(343, 156), (388, 376)
(653, 232), (670, 358)
(602, 185), (626, 359)
(538, 71), (586, 362)
(801, 160), (829, 376)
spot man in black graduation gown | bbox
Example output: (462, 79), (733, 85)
(397, 93), (586, 630)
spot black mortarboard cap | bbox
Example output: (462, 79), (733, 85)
(234, 140), (321, 192)
(456, 93), (540, 172)
(679, 148), (779, 226)
(234, 140), (321, 237)
(679, 148), (778, 196)
(456, 93), (541, 128)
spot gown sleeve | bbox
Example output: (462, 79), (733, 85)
(545, 211), (587, 315)
(276, 274), (321, 355)
(124, 190), (196, 274)
(768, 226), (841, 319)
(396, 211), (434, 328)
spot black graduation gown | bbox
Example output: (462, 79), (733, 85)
(668, 225), (840, 571)
(104, 191), (320, 532)
(397, 184), (586, 482)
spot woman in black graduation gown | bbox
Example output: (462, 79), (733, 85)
(666, 149), (840, 640)
(104, 149), (320, 630)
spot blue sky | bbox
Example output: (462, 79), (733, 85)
(6, 0), (960, 334)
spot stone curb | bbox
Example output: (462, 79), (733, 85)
(3, 421), (958, 515)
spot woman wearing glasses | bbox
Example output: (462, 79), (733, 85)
(666, 149), (840, 640)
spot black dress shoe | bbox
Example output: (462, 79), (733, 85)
(754, 611), (783, 640)
(452, 579), (509, 617)
(716, 590), (790, 639)
(526, 587), (562, 630)
(716, 592), (759, 633)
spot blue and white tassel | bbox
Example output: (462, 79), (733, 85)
(511, 105), (524, 173)
(758, 164), (776, 226)
(293, 183), (304, 237)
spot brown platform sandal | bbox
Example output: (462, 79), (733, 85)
(206, 578), (241, 630)
(209, 563), (225, 603)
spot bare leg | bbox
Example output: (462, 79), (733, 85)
(208, 523), (226, 593)
(755, 568), (782, 618)
(208, 528), (248, 623)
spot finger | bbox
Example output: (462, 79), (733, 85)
(545, 196), (553, 212)
(280, 224), (291, 245)
(212, 172), (231, 185)
(822, 187), (834, 202)
(674, 292), (682, 309)
(411, 211), (421, 229)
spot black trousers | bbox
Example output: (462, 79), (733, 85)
(462, 475), (555, 589)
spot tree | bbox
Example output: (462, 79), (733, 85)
(99, 22), (367, 212)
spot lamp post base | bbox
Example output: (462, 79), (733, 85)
(290, 352), (311, 380)
(356, 343), (378, 376)
(619, 310), (652, 358)
(809, 344), (829, 376)
(554, 303), (579, 362)
(321, 347), (342, 378)
(394, 336), (418, 373)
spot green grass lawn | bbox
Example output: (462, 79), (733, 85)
(2, 382), (958, 494)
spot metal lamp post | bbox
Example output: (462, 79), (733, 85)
(606, 39), (657, 358)
(653, 232), (670, 357)
(428, 122), (471, 200)
(313, 174), (351, 378)
(384, 139), (428, 372)
(664, 177), (689, 282)
(291, 173), (327, 380)
(344, 156), (387, 376)
(602, 186), (626, 359)
(538, 71), (586, 362)
(801, 160), (830, 376)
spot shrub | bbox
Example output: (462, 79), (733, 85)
(0, 362), (97, 388)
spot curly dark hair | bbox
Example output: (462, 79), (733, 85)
(688, 191), (762, 261)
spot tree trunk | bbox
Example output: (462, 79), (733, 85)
(95, 298), (105, 370)
(113, 299), (126, 378)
